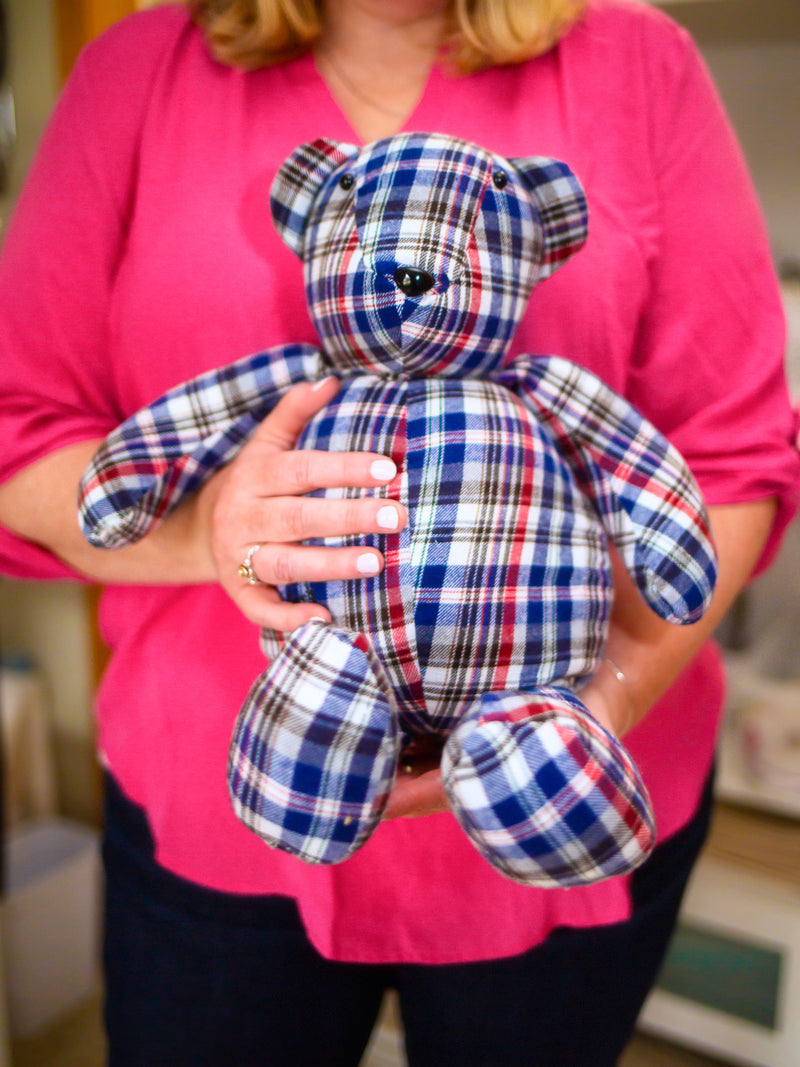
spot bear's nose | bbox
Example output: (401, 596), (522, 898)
(393, 266), (436, 298)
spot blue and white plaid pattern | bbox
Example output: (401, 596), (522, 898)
(79, 345), (325, 548)
(275, 372), (634, 722)
(78, 134), (718, 886)
(500, 355), (717, 624)
(270, 134), (588, 379)
(442, 689), (655, 886)
(229, 620), (401, 864)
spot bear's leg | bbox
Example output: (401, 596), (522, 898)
(441, 689), (655, 887)
(228, 620), (400, 864)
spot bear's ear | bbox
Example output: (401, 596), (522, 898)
(270, 138), (359, 256)
(510, 156), (588, 279)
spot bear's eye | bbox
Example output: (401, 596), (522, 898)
(492, 170), (508, 189)
(338, 174), (355, 190)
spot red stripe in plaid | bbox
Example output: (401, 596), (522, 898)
(229, 620), (401, 865)
(500, 356), (717, 623)
(79, 132), (716, 886)
(80, 354), (713, 884)
(442, 689), (655, 886)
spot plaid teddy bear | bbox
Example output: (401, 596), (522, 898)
(79, 133), (717, 886)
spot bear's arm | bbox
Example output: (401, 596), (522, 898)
(78, 344), (325, 548)
(498, 354), (717, 625)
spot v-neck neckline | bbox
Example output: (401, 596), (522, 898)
(293, 49), (447, 146)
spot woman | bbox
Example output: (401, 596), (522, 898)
(0, 1), (797, 1063)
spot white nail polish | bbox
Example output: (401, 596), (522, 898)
(357, 553), (381, 575)
(311, 376), (336, 391)
(376, 505), (399, 530)
(370, 459), (396, 482)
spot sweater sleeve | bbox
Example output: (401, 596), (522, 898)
(0, 9), (189, 578)
(626, 12), (800, 571)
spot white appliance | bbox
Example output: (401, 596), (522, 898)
(640, 857), (800, 1067)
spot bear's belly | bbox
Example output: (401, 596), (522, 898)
(282, 375), (612, 730)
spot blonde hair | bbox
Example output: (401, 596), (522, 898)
(188, 0), (589, 73)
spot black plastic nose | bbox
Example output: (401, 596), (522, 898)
(393, 266), (436, 298)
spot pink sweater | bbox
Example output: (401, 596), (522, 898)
(1, 1), (798, 964)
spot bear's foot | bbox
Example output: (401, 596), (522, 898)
(442, 688), (655, 887)
(228, 620), (400, 863)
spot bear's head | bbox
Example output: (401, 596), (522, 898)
(270, 132), (588, 379)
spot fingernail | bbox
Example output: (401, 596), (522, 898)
(311, 376), (337, 391)
(357, 553), (381, 575)
(370, 459), (396, 482)
(376, 505), (399, 530)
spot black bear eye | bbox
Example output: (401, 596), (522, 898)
(338, 173), (355, 190)
(492, 170), (508, 189)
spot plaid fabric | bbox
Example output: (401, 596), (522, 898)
(271, 134), (588, 380)
(78, 133), (718, 885)
(277, 372), (619, 729)
(441, 688), (655, 886)
(501, 355), (718, 624)
(78, 345), (324, 547)
(230, 621), (655, 882)
(244, 366), (708, 882)
(229, 619), (400, 864)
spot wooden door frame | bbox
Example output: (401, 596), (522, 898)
(54, 0), (138, 82)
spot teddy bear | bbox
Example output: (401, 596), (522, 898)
(78, 132), (717, 887)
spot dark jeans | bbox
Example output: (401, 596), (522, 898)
(103, 769), (714, 1067)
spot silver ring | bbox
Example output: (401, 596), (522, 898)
(237, 544), (264, 585)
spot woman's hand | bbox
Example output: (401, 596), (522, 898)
(206, 377), (408, 632)
(205, 377), (449, 816)
(383, 736), (451, 820)
(383, 768), (451, 820)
